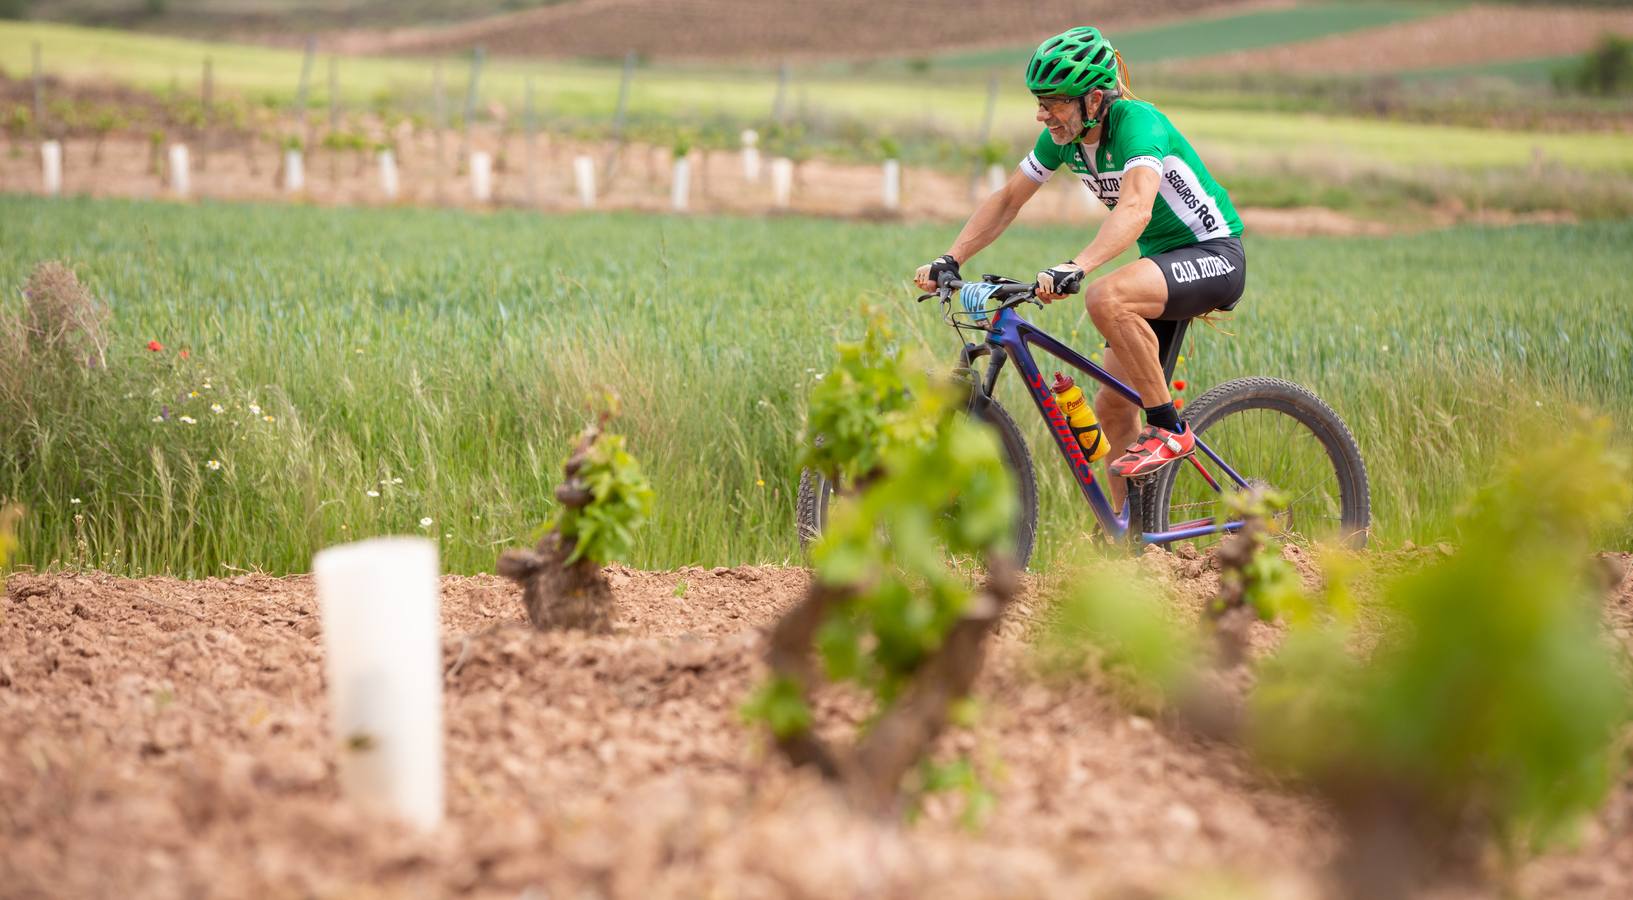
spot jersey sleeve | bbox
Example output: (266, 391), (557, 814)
(1112, 103), (1169, 176)
(1019, 128), (1062, 184)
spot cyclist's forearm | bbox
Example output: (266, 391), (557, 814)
(1072, 203), (1150, 272)
(947, 190), (1024, 264)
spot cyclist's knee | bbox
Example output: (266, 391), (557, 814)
(1084, 278), (1122, 324)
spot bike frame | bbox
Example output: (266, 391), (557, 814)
(963, 304), (1250, 545)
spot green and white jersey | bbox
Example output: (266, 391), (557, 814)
(1019, 99), (1243, 257)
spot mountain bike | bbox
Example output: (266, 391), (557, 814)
(797, 274), (1371, 568)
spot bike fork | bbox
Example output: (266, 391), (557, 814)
(957, 341), (1008, 414)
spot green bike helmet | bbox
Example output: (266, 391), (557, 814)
(1026, 26), (1119, 98)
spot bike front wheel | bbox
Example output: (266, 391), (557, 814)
(796, 395), (1040, 569)
(1139, 376), (1370, 548)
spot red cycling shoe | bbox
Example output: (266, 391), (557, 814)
(1108, 424), (1195, 478)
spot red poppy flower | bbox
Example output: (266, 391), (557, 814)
(147, 340), (163, 352)
(1175, 398), (1185, 411)
(1172, 379), (1187, 391)
(178, 349), (190, 359)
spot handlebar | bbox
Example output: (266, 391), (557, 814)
(917, 272), (1046, 318)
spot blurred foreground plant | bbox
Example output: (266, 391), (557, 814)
(1037, 416), (1631, 897)
(746, 311), (1017, 818)
(498, 406), (654, 632)
(1209, 487), (1304, 667)
(1037, 555), (1203, 714)
(1251, 415), (1632, 896)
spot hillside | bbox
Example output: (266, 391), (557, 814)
(334, 0), (1257, 62)
(1178, 2), (1633, 75)
(14, 0), (1283, 58)
(20, 0), (574, 35)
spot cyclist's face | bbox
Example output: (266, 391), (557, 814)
(1036, 94), (1086, 145)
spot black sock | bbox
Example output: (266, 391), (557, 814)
(1144, 402), (1182, 432)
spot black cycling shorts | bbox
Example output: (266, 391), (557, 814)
(1151, 236), (1246, 321)
(1105, 236), (1247, 380)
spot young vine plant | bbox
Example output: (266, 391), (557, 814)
(746, 311), (1017, 819)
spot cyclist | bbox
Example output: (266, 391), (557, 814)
(915, 26), (1245, 506)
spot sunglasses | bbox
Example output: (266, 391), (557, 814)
(1035, 96), (1081, 116)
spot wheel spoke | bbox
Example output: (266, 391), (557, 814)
(1161, 393), (1358, 549)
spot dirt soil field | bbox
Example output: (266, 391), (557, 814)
(4, 130), (1530, 237)
(3, 551), (1631, 898)
(1, 131), (1424, 236)
(1179, 3), (1633, 76)
(0, 75), (1577, 236)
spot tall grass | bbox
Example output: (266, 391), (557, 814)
(1, 195), (1629, 576)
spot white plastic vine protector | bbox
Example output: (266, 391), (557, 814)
(314, 537), (444, 831)
(771, 157), (793, 208)
(470, 151), (493, 202)
(574, 154), (597, 208)
(671, 156), (690, 211)
(378, 149), (399, 200)
(41, 141), (62, 196)
(283, 149), (305, 192)
(169, 144), (190, 196)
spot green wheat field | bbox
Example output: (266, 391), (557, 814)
(3, 195), (1630, 576)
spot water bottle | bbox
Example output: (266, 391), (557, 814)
(1051, 372), (1110, 462)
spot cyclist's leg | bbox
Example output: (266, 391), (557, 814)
(1097, 320), (1184, 509)
(1094, 346), (1142, 510)
(1084, 260), (1171, 409)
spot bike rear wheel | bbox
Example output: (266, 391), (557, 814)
(796, 396), (1040, 568)
(1139, 376), (1370, 548)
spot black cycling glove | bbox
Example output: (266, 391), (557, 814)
(925, 253), (961, 286)
(1039, 262), (1085, 295)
